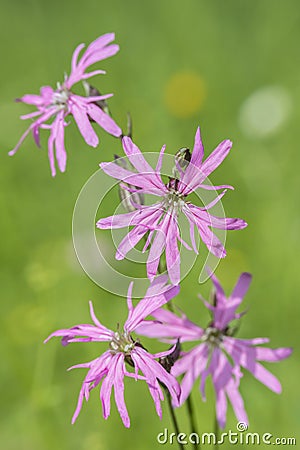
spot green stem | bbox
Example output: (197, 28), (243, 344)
(186, 394), (200, 449)
(150, 242), (182, 444)
(214, 413), (219, 450)
(166, 390), (184, 450)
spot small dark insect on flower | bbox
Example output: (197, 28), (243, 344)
(175, 147), (191, 171)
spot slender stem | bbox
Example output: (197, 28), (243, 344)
(166, 299), (175, 312)
(186, 394), (200, 449)
(214, 413), (219, 450)
(166, 390), (184, 450)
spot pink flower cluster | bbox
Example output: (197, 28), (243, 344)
(97, 129), (247, 284)
(10, 34), (122, 176)
(9, 33), (292, 432)
(136, 272), (292, 428)
(45, 277), (180, 428)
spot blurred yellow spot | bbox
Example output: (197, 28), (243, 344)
(164, 71), (206, 118)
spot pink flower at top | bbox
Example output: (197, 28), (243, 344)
(136, 272), (292, 428)
(97, 128), (247, 285)
(44, 276), (180, 428)
(9, 33), (122, 176)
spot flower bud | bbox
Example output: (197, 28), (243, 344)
(82, 81), (110, 115)
(159, 340), (181, 373)
(114, 155), (144, 212)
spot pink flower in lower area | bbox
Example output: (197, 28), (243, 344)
(136, 272), (292, 428)
(9, 33), (122, 176)
(44, 276), (180, 428)
(97, 128), (247, 285)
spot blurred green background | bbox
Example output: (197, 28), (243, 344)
(1, 0), (299, 449)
